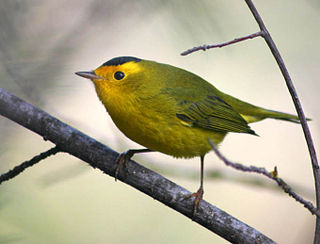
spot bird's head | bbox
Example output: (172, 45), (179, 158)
(76, 56), (146, 91)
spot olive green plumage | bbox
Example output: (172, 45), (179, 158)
(77, 57), (301, 158)
(140, 59), (299, 133)
(76, 56), (304, 216)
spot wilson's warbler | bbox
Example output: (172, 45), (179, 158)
(76, 56), (300, 216)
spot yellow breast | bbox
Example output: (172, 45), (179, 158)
(96, 84), (225, 158)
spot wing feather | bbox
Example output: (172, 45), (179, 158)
(176, 95), (256, 135)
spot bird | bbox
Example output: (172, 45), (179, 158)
(76, 56), (302, 217)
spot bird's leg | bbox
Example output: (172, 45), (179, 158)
(115, 148), (153, 181)
(185, 155), (205, 218)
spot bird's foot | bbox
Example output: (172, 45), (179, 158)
(114, 150), (135, 181)
(114, 148), (153, 181)
(185, 187), (204, 219)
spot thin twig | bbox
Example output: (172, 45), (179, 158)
(181, 1), (320, 241)
(0, 146), (61, 185)
(0, 88), (275, 244)
(208, 139), (320, 217)
(244, 1), (320, 242)
(181, 31), (262, 56)
(150, 164), (315, 198)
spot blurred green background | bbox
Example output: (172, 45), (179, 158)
(0, 0), (319, 243)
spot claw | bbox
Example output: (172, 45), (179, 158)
(185, 187), (204, 219)
(114, 150), (133, 181)
(114, 149), (153, 181)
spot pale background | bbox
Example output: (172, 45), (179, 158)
(0, 0), (319, 243)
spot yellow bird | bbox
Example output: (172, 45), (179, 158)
(76, 56), (301, 216)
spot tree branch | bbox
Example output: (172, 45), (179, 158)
(0, 88), (276, 243)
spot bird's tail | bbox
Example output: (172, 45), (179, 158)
(216, 90), (310, 124)
(241, 108), (310, 124)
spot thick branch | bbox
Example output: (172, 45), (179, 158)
(0, 88), (275, 243)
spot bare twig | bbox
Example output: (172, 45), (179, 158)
(0, 147), (60, 184)
(181, 31), (263, 56)
(208, 140), (320, 218)
(0, 88), (276, 243)
(150, 163), (315, 199)
(0, 146), (61, 185)
(181, 1), (320, 242)
(244, 1), (320, 242)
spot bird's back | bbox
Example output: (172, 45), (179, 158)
(144, 60), (300, 124)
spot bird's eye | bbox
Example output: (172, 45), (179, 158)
(114, 71), (125, 80)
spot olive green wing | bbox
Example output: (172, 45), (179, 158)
(176, 95), (256, 135)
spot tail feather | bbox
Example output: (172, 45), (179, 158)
(216, 90), (311, 124)
(244, 108), (311, 124)
(264, 109), (312, 123)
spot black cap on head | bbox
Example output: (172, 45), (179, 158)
(102, 56), (141, 67)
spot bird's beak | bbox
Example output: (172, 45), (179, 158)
(75, 71), (102, 80)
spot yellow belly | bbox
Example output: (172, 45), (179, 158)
(95, 84), (226, 158)
(108, 105), (226, 158)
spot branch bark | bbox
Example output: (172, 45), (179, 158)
(0, 88), (276, 243)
